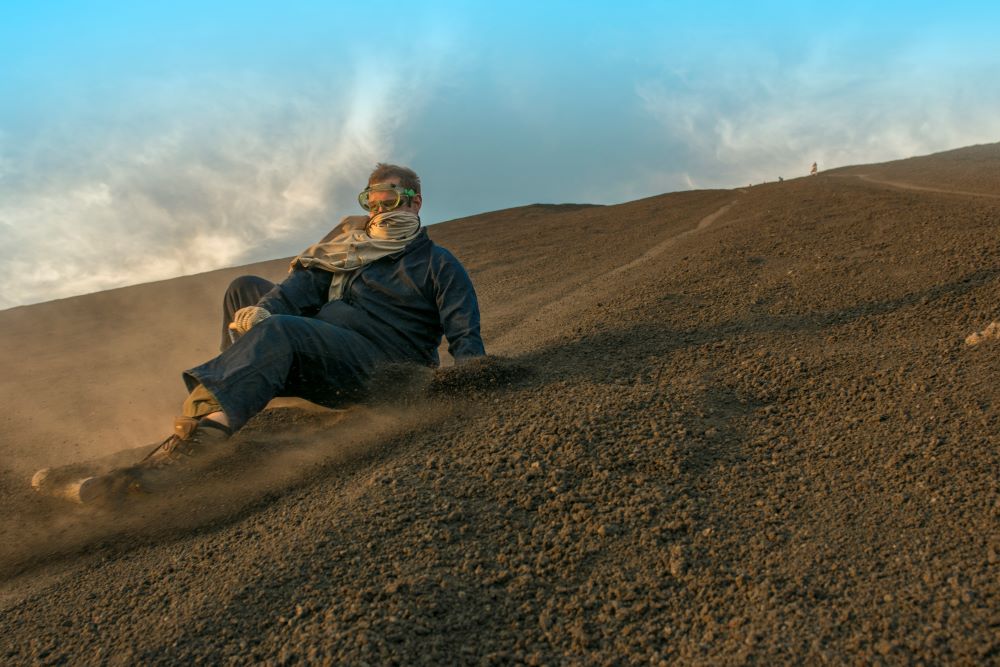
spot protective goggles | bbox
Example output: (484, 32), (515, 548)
(357, 183), (418, 212)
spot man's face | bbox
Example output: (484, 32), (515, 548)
(366, 181), (422, 218)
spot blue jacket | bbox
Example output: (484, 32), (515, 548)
(255, 228), (485, 366)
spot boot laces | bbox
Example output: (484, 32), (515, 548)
(141, 434), (197, 467)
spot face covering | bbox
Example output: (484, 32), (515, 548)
(292, 212), (422, 300)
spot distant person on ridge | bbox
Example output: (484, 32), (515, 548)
(810, 161), (818, 176)
(36, 163), (486, 503)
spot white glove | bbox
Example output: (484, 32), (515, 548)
(229, 306), (271, 335)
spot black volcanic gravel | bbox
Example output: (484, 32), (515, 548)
(2, 145), (999, 664)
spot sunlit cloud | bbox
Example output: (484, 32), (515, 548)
(0, 58), (453, 309)
(636, 47), (1000, 190)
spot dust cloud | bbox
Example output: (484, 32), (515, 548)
(0, 258), (290, 475)
(0, 356), (525, 589)
(0, 401), (447, 586)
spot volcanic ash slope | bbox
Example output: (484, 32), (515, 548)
(1, 143), (999, 664)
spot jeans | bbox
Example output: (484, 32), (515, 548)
(184, 276), (384, 432)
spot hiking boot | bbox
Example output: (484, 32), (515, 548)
(143, 416), (230, 464)
(79, 417), (232, 502)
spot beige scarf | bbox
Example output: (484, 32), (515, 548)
(292, 211), (422, 300)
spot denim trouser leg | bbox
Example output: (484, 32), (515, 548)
(185, 315), (383, 432)
(221, 275), (276, 352)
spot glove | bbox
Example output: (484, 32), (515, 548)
(229, 306), (271, 335)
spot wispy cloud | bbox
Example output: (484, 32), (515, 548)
(636, 43), (1000, 190)
(0, 38), (455, 309)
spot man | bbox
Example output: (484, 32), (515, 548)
(60, 163), (485, 502)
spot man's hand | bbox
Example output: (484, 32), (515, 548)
(229, 306), (271, 335)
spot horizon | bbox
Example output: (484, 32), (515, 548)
(2, 1), (999, 309)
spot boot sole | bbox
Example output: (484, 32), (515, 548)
(32, 468), (102, 504)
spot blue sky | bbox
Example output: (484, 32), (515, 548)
(2, 1), (999, 308)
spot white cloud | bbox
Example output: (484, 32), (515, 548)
(636, 47), (1000, 190)
(0, 35), (457, 310)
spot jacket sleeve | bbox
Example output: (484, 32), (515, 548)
(432, 249), (486, 363)
(256, 267), (333, 316)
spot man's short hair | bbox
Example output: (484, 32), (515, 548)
(368, 163), (421, 194)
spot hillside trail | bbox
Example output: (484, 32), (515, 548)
(607, 201), (736, 277)
(490, 198), (739, 354)
(839, 173), (1000, 199)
